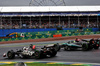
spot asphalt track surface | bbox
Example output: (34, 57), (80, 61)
(0, 40), (100, 64)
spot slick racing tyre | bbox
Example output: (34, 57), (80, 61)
(88, 44), (93, 50)
(82, 44), (88, 51)
(7, 50), (15, 59)
(94, 44), (99, 49)
(54, 43), (60, 51)
(50, 49), (57, 57)
(34, 51), (43, 59)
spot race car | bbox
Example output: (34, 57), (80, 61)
(3, 44), (57, 59)
(44, 43), (60, 51)
(59, 38), (100, 51)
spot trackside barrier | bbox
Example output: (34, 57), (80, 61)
(0, 28), (98, 37)
(0, 28), (56, 37)
(23, 28), (93, 37)
(53, 34), (62, 37)
(0, 31), (100, 42)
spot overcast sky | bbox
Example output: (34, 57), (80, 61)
(0, 0), (100, 6)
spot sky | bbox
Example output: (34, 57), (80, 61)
(0, 0), (100, 6)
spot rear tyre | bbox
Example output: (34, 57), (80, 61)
(54, 43), (60, 51)
(94, 44), (99, 49)
(51, 49), (57, 57)
(34, 51), (42, 59)
(7, 50), (15, 59)
(88, 44), (93, 50)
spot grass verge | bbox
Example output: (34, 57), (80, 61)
(0, 63), (91, 66)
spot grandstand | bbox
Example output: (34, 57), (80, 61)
(0, 6), (100, 29)
(0, 6), (100, 37)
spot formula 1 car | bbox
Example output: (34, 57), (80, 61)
(60, 38), (100, 51)
(3, 44), (57, 59)
(44, 43), (60, 51)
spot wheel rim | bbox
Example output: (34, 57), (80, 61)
(54, 44), (60, 51)
(8, 53), (11, 57)
(35, 52), (39, 56)
(64, 46), (68, 50)
(82, 45), (87, 50)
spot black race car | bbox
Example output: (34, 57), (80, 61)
(59, 38), (100, 51)
(3, 44), (57, 59)
(44, 43), (60, 51)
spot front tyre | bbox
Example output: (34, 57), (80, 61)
(82, 44), (88, 51)
(7, 50), (15, 59)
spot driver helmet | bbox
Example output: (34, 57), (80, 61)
(32, 45), (36, 50)
(75, 38), (80, 42)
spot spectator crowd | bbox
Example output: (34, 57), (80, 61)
(0, 16), (99, 29)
